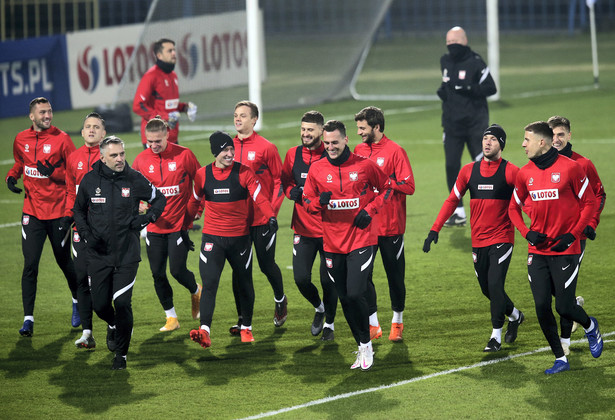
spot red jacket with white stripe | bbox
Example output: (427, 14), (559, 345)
(65, 143), (100, 217)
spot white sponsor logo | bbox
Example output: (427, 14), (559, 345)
(214, 188), (230, 194)
(121, 187), (130, 197)
(301, 172), (307, 179)
(24, 165), (47, 178)
(168, 162), (177, 171)
(562, 264), (570, 270)
(359, 249), (367, 254)
(204, 242), (213, 251)
(529, 189), (559, 201)
(165, 98), (179, 109)
(247, 151), (256, 161)
(159, 185), (180, 197)
(478, 184), (494, 190)
(551, 172), (560, 183)
(349, 171), (358, 181)
(43, 144), (51, 154)
(327, 198), (359, 210)
(91, 197), (106, 203)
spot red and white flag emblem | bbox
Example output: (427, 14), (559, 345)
(349, 171), (358, 181)
(122, 188), (130, 197)
(326, 258), (333, 268)
(204, 242), (213, 251)
(551, 173), (560, 183)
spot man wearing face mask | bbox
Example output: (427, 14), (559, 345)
(437, 26), (497, 227)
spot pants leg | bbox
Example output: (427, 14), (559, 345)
(550, 254), (590, 329)
(293, 235), (322, 308)
(198, 235), (226, 328)
(227, 235), (255, 327)
(379, 235), (406, 312)
(72, 231), (93, 330)
(365, 245), (378, 316)
(474, 244), (515, 329)
(168, 231), (198, 294)
(20, 214), (47, 316)
(317, 242), (338, 325)
(250, 224), (284, 299)
(47, 217), (78, 298)
(145, 232), (173, 310)
(560, 240), (586, 338)
(443, 131), (466, 207)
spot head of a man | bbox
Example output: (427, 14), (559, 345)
(210, 131), (235, 168)
(29, 97), (53, 132)
(523, 121), (553, 160)
(446, 26), (468, 46)
(153, 38), (176, 65)
(81, 112), (106, 148)
(548, 115), (572, 151)
(354, 106), (385, 144)
(482, 124), (506, 161)
(234, 100), (259, 136)
(322, 120), (348, 160)
(300, 110), (324, 149)
(100, 136), (126, 172)
(145, 117), (169, 154)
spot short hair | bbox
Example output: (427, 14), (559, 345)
(234, 100), (259, 119)
(83, 112), (106, 129)
(354, 106), (385, 132)
(29, 97), (50, 113)
(323, 120), (346, 138)
(547, 115), (571, 132)
(145, 116), (169, 132)
(100, 135), (125, 152)
(153, 38), (175, 55)
(524, 121), (553, 143)
(301, 110), (324, 126)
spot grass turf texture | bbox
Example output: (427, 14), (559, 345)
(0, 32), (614, 419)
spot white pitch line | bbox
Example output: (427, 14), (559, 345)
(0, 222), (21, 228)
(240, 333), (614, 420)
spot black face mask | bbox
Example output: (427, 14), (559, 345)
(156, 59), (175, 74)
(447, 44), (470, 61)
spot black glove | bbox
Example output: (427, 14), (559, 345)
(319, 191), (332, 206)
(180, 230), (195, 252)
(289, 186), (303, 203)
(58, 216), (74, 232)
(526, 231), (547, 246)
(81, 231), (107, 254)
(353, 209), (372, 229)
(6, 176), (22, 194)
(36, 159), (57, 177)
(550, 233), (576, 252)
(268, 217), (278, 234)
(130, 213), (153, 230)
(423, 230), (439, 253)
(583, 225), (596, 240)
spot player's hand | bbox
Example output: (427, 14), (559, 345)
(268, 217), (278, 234)
(583, 225), (596, 240)
(187, 102), (197, 122)
(289, 186), (303, 203)
(130, 214), (152, 230)
(319, 191), (332, 206)
(180, 230), (195, 252)
(423, 230), (439, 253)
(6, 176), (22, 194)
(58, 216), (74, 232)
(36, 159), (57, 177)
(550, 233), (575, 252)
(353, 209), (372, 229)
(167, 111), (180, 129)
(526, 231), (547, 246)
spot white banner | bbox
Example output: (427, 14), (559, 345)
(66, 10), (261, 109)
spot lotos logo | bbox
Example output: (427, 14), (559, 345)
(159, 185), (180, 197)
(327, 198), (360, 210)
(178, 34), (198, 79)
(529, 189), (559, 201)
(77, 46), (100, 92)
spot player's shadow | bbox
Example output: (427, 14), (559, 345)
(0, 332), (72, 379)
(281, 338), (345, 384)
(446, 227), (471, 252)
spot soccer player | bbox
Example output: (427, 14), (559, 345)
(281, 111), (338, 340)
(437, 26), (497, 226)
(354, 106), (415, 342)
(132, 117), (202, 332)
(64, 112), (107, 349)
(6, 97), (79, 337)
(230, 100), (287, 332)
(187, 131), (278, 348)
(133, 38), (197, 148)
(73, 136), (166, 370)
(303, 120), (392, 371)
(509, 121), (602, 374)
(423, 124), (525, 352)
(547, 115), (606, 354)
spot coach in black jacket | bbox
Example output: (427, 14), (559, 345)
(437, 26), (497, 227)
(73, 135), (166, 370)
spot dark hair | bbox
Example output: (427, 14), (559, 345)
(524, 121), (553, 142)
(234, 100), (259, 119)
(100, 135), (125, 151)
(547, 115), (571, 132)
(323, 120), (346, 138)
(301, 110), (324, 126)
(153, 38), (175, 55)
(145, 116), (169, 132)
(354, 106), (385, 132)
(83, 112), (106, 129)
(29, 97), (50, 113)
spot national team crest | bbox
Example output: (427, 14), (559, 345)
(43, 144), (51, 154)
(204, 242), (213, 252)
(24, 144), (30, 153)
(326, 174), (333, 183)
(528, 177), (534, 186)
(551, 172), (561, 183)
(325, 258), (333, 268)
(22, 215), (30, 225)
(376, 157), (385, 167)
(459, 70), (466, 80)
(248, 151), (256, 161)
(349, 171), (358, 181)
(472, 252), (477, 263)
(121, 188), (130, 197)
(293, 235), (300, 245)
(73, 231), (81, 242)
(527, 255), (533, 266)
(77, 161), (84, 170)
(168, 162), (177, 171)
(148, 164), (155, 173)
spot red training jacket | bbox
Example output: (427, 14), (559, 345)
(65, 143), (100, 217)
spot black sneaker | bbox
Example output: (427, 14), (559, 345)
(321, 327), (334, 341)
(19, 320), (33, 337)
(504, 311), (525, 343)
(274, 295), (288, 327)
(483, 338), (501, 352)
(311, 311), (325, 336)
(444, 213), (466, 227)
(111, 355), (126, 370)
(229, 324), (241, 336)
(106, 326), (117, 352)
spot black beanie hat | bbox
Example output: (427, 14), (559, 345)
(210, 131), (233, 156)
(483, 124), (506, 150)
